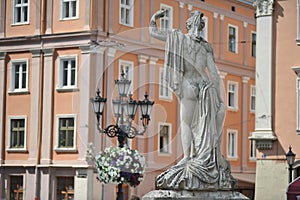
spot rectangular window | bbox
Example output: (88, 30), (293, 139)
(158, 123), (171, 154)
(159, 67), (172, 100)
(58, 56), (77, 90)
(10, 60), (29, 93)
(8, 117), (27, 151)
(56, 115), (76, 151)
(61, 0), (78, 20)
(200, 16), (208, 41)
(227, 129), (238, 158)
(119, 60), (134, 94)
(13, 0), (29, 24)
(251, 32), (256, 57)
(250, 85), (256, 112)
(119, 0), (134, 26)
(160, 4), (173, 31)
(228, 25), (238, 53)
(10, 176), (24, 200)
(250, 139), (256, 160)
(57, 177), (74, 200)
(227, 81), (238, 109)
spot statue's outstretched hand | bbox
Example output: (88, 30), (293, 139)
(153, 10), (167, 20)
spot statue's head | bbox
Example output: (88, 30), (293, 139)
(186, 11), (205, 38)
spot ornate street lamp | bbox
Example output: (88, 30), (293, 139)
(286, 146), (296, 183)
(90, 72), (154, 200)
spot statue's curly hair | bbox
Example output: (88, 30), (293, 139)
(186, 10), (205, 31)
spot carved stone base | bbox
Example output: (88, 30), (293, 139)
(142, 190), (249, 200)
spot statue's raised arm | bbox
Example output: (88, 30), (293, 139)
(149, 10), (168, 41)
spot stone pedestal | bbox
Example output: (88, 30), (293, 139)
(142, 190), (249, 200)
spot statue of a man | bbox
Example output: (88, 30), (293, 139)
(150, 10), (236, 190)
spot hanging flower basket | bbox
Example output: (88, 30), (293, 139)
(95, 146), (146, 187)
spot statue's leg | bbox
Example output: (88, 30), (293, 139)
(179, 98), (197, 163)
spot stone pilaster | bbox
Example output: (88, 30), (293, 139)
(0, 0), (5, 37)
(29, 50), (41, 162)
(243, 22), (248, 66)
(41, 49), (54, 164)
(179, 2), (185, 30)
(84, 0), (90, 30)
(250, 0), (277, 149)
(46, 0), (53, 34)
(0, 52), (6, 165)
(242, 76), (250, 170)
(213, 12), (218, 56)
(219, 15), (224, 60)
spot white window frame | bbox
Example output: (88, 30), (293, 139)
(250, 85), (256, 112)
(55, 114), (77, 152)
(119, 60), (134, 94)
(228, 24), (238, 53)
(7, 116), (27, 152)
(12, 0), (30, 25)
(57, 55), (78, 91)
(119, 0), (134, 27)
(249, 139), (256, 160)
(251, 31), (256, 57)
(227, 129), (238, 159)
(9, 59), (29, 94)
(158, 122), (172, 155)
(297, 0), (300, 43)
(227, 81), (239, 110)
(160, 4), (173, 31)
(292, 67), (300, 133)
(297, 76), (300, 133)
(60, 0), (79, 20)
(9, 175), (25, 200)
(200, 16), (208, 41)
(159, 67), (172, 101)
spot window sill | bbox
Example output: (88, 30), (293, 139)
(8, 90), (30, 95)
(11, 22), (30, 26)
(119, 22), (134, 28)
(296, 129), (300, 134)
(6, 148), (28, 153)
(54, 148), (77, 153)
(296, 39), (300, 45)
(227, 107), (238, 112)
(227, 156), (238, 160)
(158, 95), (173, 102)
(56, 87), (79, 92)
(158, 152), (172, 156)
(60, 17), (79, 21)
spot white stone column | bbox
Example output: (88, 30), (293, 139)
(242, 76), (250, 170)
(46, 0), (53, 34)
(179, 2), (185, 30)
(84, 0), (90, 30)
(35, 0), (41, 34)
(0, 52), (6, 164)
(251, 0), (277, 148)
(41, 49), (54, 164)
(213, 12), (218, 56)
(137, 55), (148, 154)
(98, 0), (104, 31)
(74, 168), (93, 200)
(147, 57), (158, 166)
(79, 46), (94, 162)
(243, 22), (248, 66)
(0, 0), (5, 37)
(219, 15), (224, 60)
(29, 50), (41, 162)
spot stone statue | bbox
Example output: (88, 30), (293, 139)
(149, 10), (236, 190)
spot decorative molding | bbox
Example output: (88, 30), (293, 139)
(242, 76), (250, 83)
(31, 50), (41, 58)
(253, 0), (274, 17)
(0, 52), (6, 60)
(188, 4), (193, 11)
(249, 131), (277, 150)
(149, 57), (158, 65)
(243, 22), (248, 28)
(214, 12), (219, 19)
(42, 49), (54, 57)
(139, 55), (148, 63)
(218, 71), (227, 79)
(220, 15), (224, 21)
(107, 48), (117, 58)
(80, 45), (92, 54)
(179, 2), (185, 8)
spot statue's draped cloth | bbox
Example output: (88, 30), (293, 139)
(157, 30), (235, 190)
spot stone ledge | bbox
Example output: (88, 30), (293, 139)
(142, 190), (249, 200)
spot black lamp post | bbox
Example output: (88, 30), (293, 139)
(90, 72), (154, 200)
(286, 146), (296, 183)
